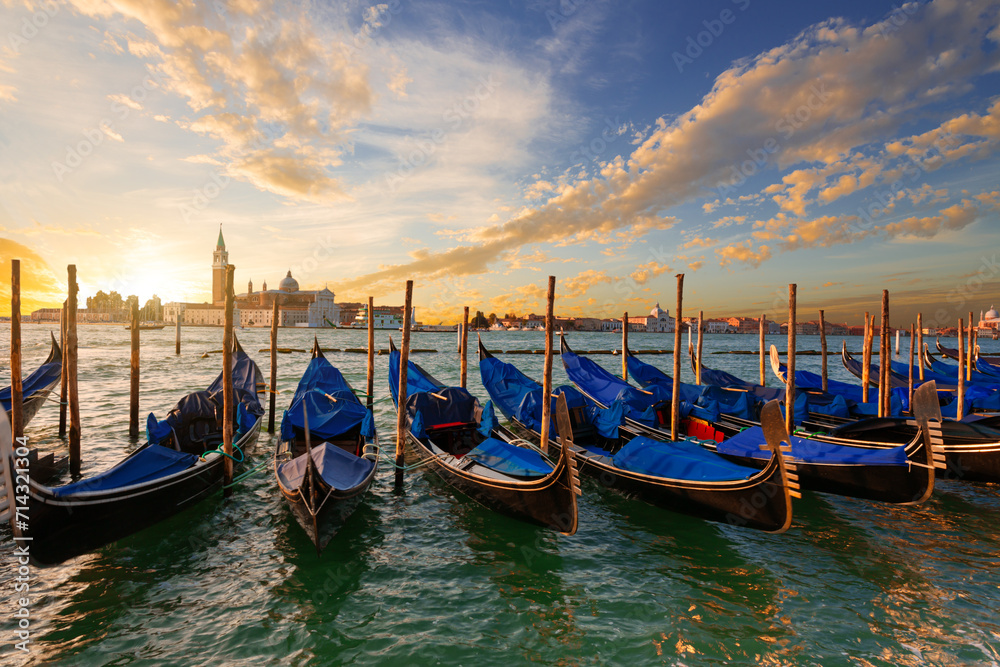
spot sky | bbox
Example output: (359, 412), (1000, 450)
(1, 0), (999, 327)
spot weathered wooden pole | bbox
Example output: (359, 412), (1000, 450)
(457, 319), (462, 353)
(461, 306), (469, 388)
(59, 301), (67, 437)
(222, 265), (235, 497)
(175, 314), (181, 355)
(267, 298), (279, 433)
(968, 312), (974, 382)
(917, 312), (924, 381)
(862, 312), (871, 403)
(366, 296), (375, 413)
(759, 313), (766, 386)
(696, 310), (704, 386)
(818, 309), (828, 393)
(9, 260), (22, 443)
(786, 284), (797, 435)
(128, 299), (140, 439)
(895, 329), (900, 356)
(671, 274), (684, 441)
(540, 276), (556, 454)
(67, 265), (81, 476)
(395, 280), (413, 488)
(908, 323), (915, 412)
(957, 318), (965, 420)
(878, 291), (888, 418)
(621, 312), (628, 380)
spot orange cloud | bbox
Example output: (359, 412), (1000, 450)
(0, 239), (66, 316)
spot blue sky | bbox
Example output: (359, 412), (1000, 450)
(1, 0), (998, 326)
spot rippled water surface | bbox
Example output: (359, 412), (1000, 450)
(2, 324), (1000, 665)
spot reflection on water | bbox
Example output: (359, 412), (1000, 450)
(1, 325), (1000, 663)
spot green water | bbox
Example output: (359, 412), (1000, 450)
(2, 325), (1000, 665)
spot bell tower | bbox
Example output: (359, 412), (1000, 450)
(212, 225), (228, 305)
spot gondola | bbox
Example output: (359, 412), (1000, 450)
(479, 341), (798, 532)
(563, 337), (941, 504)
(0, 338), (264, 566)
(274, 338), (378, 554)
(920, 346), (1000, 387)
(1, 331), (61, 429)
(388, 338), (580, 534)
(937, 337), (1000, 365)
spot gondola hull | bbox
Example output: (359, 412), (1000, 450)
(2, 332), (61, 430)
(18, 418), (261, 566)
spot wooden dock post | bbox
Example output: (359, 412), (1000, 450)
(621, 312), (628, 380)
(395, 280), (414, 488)
(696, 310), (704, 386)
(786, 284), (796, 435)
(128, 299), (140, 439)
(917, 312), (924, 381)
(759, 313), (766, 386)
(862, 312), (871, 403)
(461, 306), (469, 388)
(895, 329), (900, 356)
(59, 301), (67, 437)
(908, 323), (915, 412)
(175, 315), (181, 355)
(9, 260), (22, 443)
(879, 291), (889, 418)
(968, 312), (974, 382)
(819, 309), (828, 393)
(540, 276), (556, 454)
(671, 274), (684, 442)
(366, 296), (375, 413)
(267, 298), (279, 433)
(67, 265), (81, 477)
(222, 265), (235, 497)
(957, 318), (965, 419)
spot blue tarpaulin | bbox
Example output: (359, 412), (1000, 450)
(464, 437), (553, 477)
(612, 436), (761, 482)
(389, 347), (446, 405)
(277, 442), (375, 490)
(717, 426), (908, 466)
(280, 354), (375, 442)
(52, 445), (198, 497)
(405, 386), (480, 431)
(0, 360), (60, 412)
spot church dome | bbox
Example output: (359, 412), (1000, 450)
(650, 302), (667, 319)
(279, 270), (299, 293)
(987, 305), (999, 320)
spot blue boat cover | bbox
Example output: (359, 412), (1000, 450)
(0, 360), (61, 412)
(405, 386), (480, 432)
(388, 348), (446, 405)
(280, 356), (375, 442)
(464, 437), (554, 477)
(716, 426), (908, 466)
(791, 368), (907, 416)
(917, 357), (1000, 387)
(52, 445), (199, 497)
(477, 400), (497, 438)
(479, 356), (624, 438)
(612, 435), (761, 482)
(563, 348), (671, 426)
(277, 442), (375, 490)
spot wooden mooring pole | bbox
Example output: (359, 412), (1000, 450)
(67, 265), (81, 476)
(175, 315), (181, 355)
(879, 291), (889, 418)
(759, 313), (766, 387)
(129, 299), (140, 439)
(671, 274), (684, 441)
(819, 309), (828, 393)
(621, 312), (628, 380)
(917, 312), (924, 381)
(696, 310), (704, 386)
(540, 277), (556, 454)
(10, 260), (22, 443)
(59, 300), (67, 437)
(862, 312), (871, 404)
(395, 280), (414, 488)
(908, 323), (915, 412)
(461, 306), (469, 389)
(786, 284), (796, 435)
(366, 296), (375, 413)
(222, 265), (235, 496)
(968, 312), (974, 382)
(957, 318), (965, 420)
(267, 298), (279, 433)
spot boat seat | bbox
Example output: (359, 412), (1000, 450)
(568, 406), (596, 443)
(188, 417), (222, 449)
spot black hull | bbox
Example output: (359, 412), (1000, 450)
(19, 419), (261, 566)
(406, 432), (579, 534)
(4, 332), (61, 430)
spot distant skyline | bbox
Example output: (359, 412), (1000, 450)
(1, 0), (999, 326)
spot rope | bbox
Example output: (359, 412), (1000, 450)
(377, 450), (434, 471)
(222, 456), (269, 488)
(202, 439), (245, 464)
